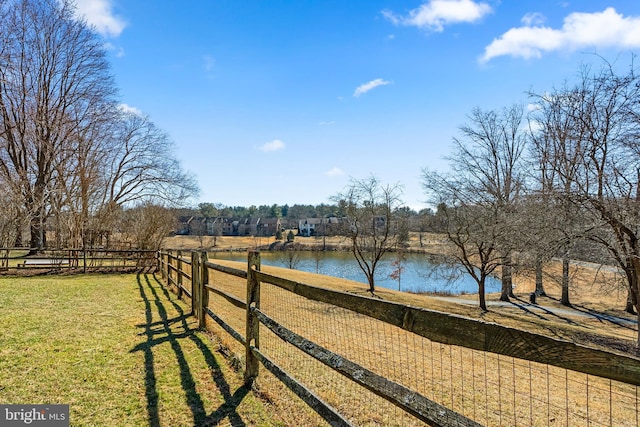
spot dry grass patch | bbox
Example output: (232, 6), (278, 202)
(199, 259), (639, 426)
(206, 257), (637, 353)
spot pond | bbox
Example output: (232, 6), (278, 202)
(209, 250), (501, 295)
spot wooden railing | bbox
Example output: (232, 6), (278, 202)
(0, 248), (156, 273)
(158, 249), (640, 427)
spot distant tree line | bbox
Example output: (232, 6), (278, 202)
(0, 0), (197, 251)
(181, 201), (443, 235)
(194, 202), (348, 224)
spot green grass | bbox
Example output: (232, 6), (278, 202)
(0, 273), (282, 426)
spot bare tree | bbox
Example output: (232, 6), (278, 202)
(102, 110), (198, 208)
(389, 250), (406, 291)
(53, 103), (118, 248)
(527, 85), (595, 306)
(277, 247), (302, 269)
(311, 248), (324, 273)
(119, 204), (177, 250)
(576, 61), (640, 325)
(422, 105), (528, 309)
(189, 218), (207, 248)
(513, 193), (559, 298)
(0, 177), (23, 246)
(332, 175), (404, 294)
(66, 108), (198, 249)
(0, 0), (116, 251)
(422, 180), (503, 310)
(530, 58), (640, 343)
(0, 0), (198, 251)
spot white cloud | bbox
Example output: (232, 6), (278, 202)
(104, 42), (125, 57)
(383, 0), (492, 32)
(325, 167), (345, 177)
(526, 102), (541, 112)
(481, 7), (640, 63)
(354, 78), (391, 97)
(259, 139), (286, 152)
(73, 0), (126, 38)
(118, 103), (143, 116)
(521, 12), (546, 27)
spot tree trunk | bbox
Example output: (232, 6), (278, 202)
(478, 277), (487, 311)
(637, 310), (640, 348)
(500, 255), (512, 301)
(629, 257), (640, 346)
(29, 215), (45, 253)
(13, 223), (23, 247)
(507, 263), (515, 297)
(26, 184), (47, 253)
(561, 255), (571, 307)
(626, 288), (637, 314)
(535, 258), (546, 296)
(367, 275), (375, 294)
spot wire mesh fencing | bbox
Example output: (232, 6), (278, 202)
(256, 280), (638, 426)
(160, 250), (640, 427)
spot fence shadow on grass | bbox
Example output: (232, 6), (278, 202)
(131, 273), (250, 427)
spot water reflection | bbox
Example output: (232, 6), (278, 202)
(210, 250), (501, 295)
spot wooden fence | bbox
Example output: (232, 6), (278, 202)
(0, 248), (156, 273)
(158, 249), (640, 426)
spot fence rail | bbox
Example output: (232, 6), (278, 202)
(158, 249), (640, 426)
(0, 248), (156, 273)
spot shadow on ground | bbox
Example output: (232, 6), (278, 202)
(436, 294), (637, 326)
(131, 273), (251, 427)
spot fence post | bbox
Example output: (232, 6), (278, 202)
(162, 251), (166, 276)
(245, 250), (261, 384)
(168, 249), (174, 286)
(166, 249), (171, 283)
(191, 251), (199, 316)
(176, 250), (183, 299)
(199, 251), (209, 328)
(163, 251), (168, 279)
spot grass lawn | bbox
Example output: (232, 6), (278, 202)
(0, 273), (282, 426)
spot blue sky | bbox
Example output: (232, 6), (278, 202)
(74, 0), (640, 211)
